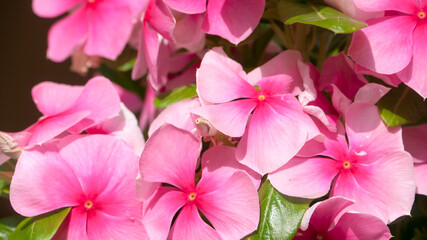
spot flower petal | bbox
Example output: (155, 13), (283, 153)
(32, 82), (83, 116)
(52, 207), (88, 240)
(145, 0), (175, 40)
(236, 96), (316, 174)
(164, 0), (206, 14)
(84, 3), (133, 60)
(33, 0), (82, 18)
(348, 16), (417, 74)
(327, 212), (392, 239)
(353, 0), (418, 13)
(248, 50), (306, 95)
(25, 111), (90, 146)
(58, 135), (140, 212)
(191, 99), (257, 138)
(397, 22), (427, 99)
(87, 210), (147, 240)
(197, 48), (258, 103)
(345, 102), (404, 164)
(169, 204), (221, 240)
(47, 7), (88, 62)
(269, 156), (338, 199)
(331, 151), (416, 223)
(299, 197), (354, 232)
(202, 0), (265, 44)
(10, 145), (83, 216)
(143, 187), (187, 240)
(196, 171), (259, 240)
(414, 163), (427, 195)
(140, 124), (201, 191)
(402, 125), (427, 164)
(67, 76), (121, 133)
(148, 98), (201, 137)
(201, 145), (261, 189)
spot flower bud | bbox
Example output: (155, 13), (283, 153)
(0, 132), (22, 159)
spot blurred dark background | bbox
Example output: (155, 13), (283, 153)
(0, 1), (86, 217)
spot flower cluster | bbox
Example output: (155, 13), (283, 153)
(1, 0), (427, 239)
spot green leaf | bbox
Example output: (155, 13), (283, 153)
(377, 84), (427, 127)
(250, 180), (310, 240)
(9, 208), (71, 240)
(118, 58), (136, 72)
(0, 223), (14, 240)
(153, 84), (197, 109)
(277, 0), (367, 34)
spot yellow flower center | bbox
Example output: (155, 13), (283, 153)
(188, 192), (197, 201)
(84, 200), (94, 210)
(418, 11), (426, 19)
(343, 161), (351, 169)
(258, 95), (266, 101)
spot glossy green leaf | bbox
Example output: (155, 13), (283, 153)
(153, 84), (197, 109)
(277, 0), (367, 34)
(377, 84), (427, 127)
(0, 223), (14, 240)
(250, 180), (310, 240)
(9, 207), (71, 240)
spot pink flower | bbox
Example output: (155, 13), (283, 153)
(1, 77), (121, 150)
(348, 0), (427, 98)
(34, 0), (142, 62)
(295, 197), (391, 240)
(269, 102), (416, 223)
(132, 0), (175, 90)
(403, 124), (427, 196)
(193, 48), (318, 174)
(139, 124), (260, 239)
(323, 0), (383, 20)
(10, 135), (147, 239)
(87, 104), (145, 155)
(164, 0), (265, 44)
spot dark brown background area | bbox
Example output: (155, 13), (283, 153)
(0, 1), (86, 217)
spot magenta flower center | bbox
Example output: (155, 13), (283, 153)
(87, 0), (96, 2)
(84, 200), (94, 210)
(188, 192), (197, 201)
(418, 11), (426, 19)
(316, 234), (324, 240)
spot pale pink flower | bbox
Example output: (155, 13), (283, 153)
(348, 0), (427, 98)
(193, 48), (319, 174)
(139, 124), (260, 239)
(295, 197), (391, 240)
(164, 0), (265, 44)
(323, 0), (383, 20)
(269, 102), (416, 223)
(1, 77), (121, 151)
(148, 98), (201, 137)
(34, 0), (142, 62)
(87, 103), (145, 155)
(403, 124), (427, 196)
(132, 0), (175, 90)
(10, 135), (147, 239)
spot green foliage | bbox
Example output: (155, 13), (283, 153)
(153, 84), (197, 109)
(0, 223), (14, 240)
(9, 208), (71, 240)
(249, 180), (310, 240)
(377, 84), (427, 127)
(277, 0), (367, 34)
